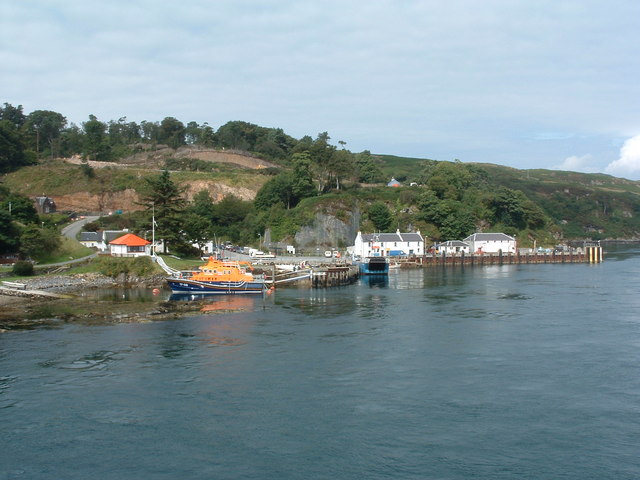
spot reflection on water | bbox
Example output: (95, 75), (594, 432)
(275, 289), (359, 318)
(79, 287), (158, 302)
(170, 293), (262, 313)
(361, 275), (389, 288)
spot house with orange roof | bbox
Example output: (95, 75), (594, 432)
(109, 233), (152, 257)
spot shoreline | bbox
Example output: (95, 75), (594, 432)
(0, 273), (204, 331)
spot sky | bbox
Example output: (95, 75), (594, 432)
(2, 0), (640, 179)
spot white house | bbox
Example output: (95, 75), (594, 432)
(387, 178), (401, 187)
(109, 233), (152, 257)
(79, 230), (130, 252)
(352, 229), (424, 258)
(463, 233), (516, 254)
(436, 240), (470, 255)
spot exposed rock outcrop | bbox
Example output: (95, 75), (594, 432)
(294, 210), (361, 248)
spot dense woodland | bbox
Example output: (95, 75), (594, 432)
(2, 102), (640, 261)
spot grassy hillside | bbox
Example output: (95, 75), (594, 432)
(375, 154), (427, 182)
(4, 149), (640, 245)
(472, 164), (640, 239)
(2, 159), (268, 198)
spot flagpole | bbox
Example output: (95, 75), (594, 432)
(152, 203), (155, 255)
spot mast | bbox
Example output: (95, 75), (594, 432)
(152, 203), (155, 255)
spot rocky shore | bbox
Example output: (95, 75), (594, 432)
(0, 273), (203, 331)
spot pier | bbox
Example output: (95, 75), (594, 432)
(311, 265), (360, 288)
(410, 246), (604, 267)
(250, 245), (603, 289)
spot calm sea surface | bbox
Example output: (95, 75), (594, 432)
(2, 247), (640, 479)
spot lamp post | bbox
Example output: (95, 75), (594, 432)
(258, 233), (262, 251)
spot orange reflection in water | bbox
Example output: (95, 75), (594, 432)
(200, 295), (257, 313)
(199, 296), (259, 347)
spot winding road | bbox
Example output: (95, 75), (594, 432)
(61, 215), (100, 240)
(41, 215), (101, 268)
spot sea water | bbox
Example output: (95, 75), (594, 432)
(1, 246), (639, 479)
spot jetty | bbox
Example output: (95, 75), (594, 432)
(242, 243), (604, 289)
(413, 245), (603, 267)
(260, 263), (360, 288)
(311, 265), (360, 288)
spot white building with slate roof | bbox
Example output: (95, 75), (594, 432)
(352, 229), (424, 258)
(463, 233), (516, 254)
(436, 240), (470, 255)
(79, 230), (130, 251)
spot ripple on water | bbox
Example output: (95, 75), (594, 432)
(88, 407), (155, 425)
(0, 375), (19, 409)
(37, 350), (123, 372)
(497, 293), (532, 300)
(60, 350), (117, 370)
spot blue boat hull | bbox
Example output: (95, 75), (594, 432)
(359, 258), (390, 275)
(166, 278), (266, 294)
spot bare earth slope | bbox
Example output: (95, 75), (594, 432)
(9, 146), (274, 213)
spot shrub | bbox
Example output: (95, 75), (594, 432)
(12, 261), (34, 276)
(96, 256), (156, 278)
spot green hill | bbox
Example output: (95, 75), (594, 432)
(2, 101), (639, 249)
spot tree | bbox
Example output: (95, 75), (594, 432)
(181, 213), (212, 253)
(60, 123), (84, 157)
(0, 103), (26, 129)
(438, 202), (476, 240)
(289, 153), (315, 201)
(426, 162), (475, 200)
(190, 189), (215, 219)
(185, 121), (217, 147)
(19, 224), (61, 259)
(328, 148), (354, 190)
(108, 117), (140, 146)
(1, 193), (38, 224)
(140, 121), (160, 143)
(356, 151), (384, 183)
(254, 174), (292, 210)
(368, 202), (393, 231)
(254, 155), (315, 210)
(158, 117), (186, 149)
(0, 120), (35, 173)
(0, 209), (21, 254)
(25, 110), (67, 159)
(488, 187), (527, 229)
(418, 191), (477, 241)
(83, 114), (110, 161)
(212, 195), (253, 228)
(139, 170), (186, 252)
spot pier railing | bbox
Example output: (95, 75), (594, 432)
(408, 247), (603, 266)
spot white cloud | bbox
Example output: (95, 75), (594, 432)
(605, 135), (640, 179)
(552, 154), (599, 173)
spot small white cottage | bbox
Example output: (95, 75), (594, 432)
(109, 233), (152, 257)
(436, 240), (470, 255)
(352, 229), (424, 258)
(463, 233), (516, 254)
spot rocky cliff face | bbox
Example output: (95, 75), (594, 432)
(294, 210), (361, 248)
(53, 189), (141, 213)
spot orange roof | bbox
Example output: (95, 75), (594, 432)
(109, 233), (151, 246)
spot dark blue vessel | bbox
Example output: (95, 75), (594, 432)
(359, 256), (390, 275)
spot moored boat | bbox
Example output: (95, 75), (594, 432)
(359, 256), (390, 275)
(166, 257), (266, 294)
